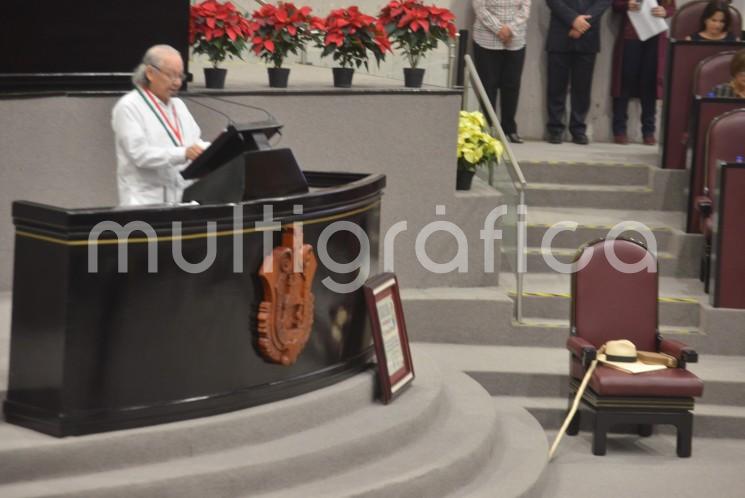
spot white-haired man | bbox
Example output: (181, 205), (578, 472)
(112, 45), (208, 205)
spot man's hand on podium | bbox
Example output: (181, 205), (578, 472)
(186, 144), (205, 161)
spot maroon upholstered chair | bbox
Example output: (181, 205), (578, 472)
(693, 51), (736, 96)
(565, 238), (703, 457)
(670, 0), (742, 41)
(697, 109), (745, 289)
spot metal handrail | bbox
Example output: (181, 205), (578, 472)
(462, 55), (527, 191)
(460, 54), (527, 322)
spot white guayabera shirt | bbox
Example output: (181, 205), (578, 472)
(112, 87), (209, 206)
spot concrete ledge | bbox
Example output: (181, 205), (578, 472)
(0, 352), (538, 498)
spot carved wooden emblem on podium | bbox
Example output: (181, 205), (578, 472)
(257, 226), (318, 365)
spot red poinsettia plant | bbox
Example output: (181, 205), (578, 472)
(250, 2), (324, 68)
(378, 0), (457, 68)
(319, 6), (392, 70)
(190, 0), (253, 68)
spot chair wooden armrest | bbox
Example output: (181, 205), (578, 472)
(567, 335), (596, 367)
(659, 337), (698, 367)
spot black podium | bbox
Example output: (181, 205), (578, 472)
(5, 170), (385, 436)
(181, 121), (309, 204)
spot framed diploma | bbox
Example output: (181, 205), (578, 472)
(363, 273), (415, 404)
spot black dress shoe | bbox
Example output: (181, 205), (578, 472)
(507, 132), (524, 144)
(546, 134), (562, 144)
(571, 134), (589, 145)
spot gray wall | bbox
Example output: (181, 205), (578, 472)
(234, 0), (704, 141)
(1, 91), (496, 292)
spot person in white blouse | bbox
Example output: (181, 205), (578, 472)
(472, 0), (532, 144)
(112, 45), (209, 206)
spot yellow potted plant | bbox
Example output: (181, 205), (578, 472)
(456, 110), (504, 190)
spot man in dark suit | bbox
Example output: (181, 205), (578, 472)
(545, 0), (612, 144)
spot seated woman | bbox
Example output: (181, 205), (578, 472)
(710, 49), (745, 98)
(686, 0), (737, 41)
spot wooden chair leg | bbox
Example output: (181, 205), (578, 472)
(592, 413), (608, 456)
(676, 413), (693, 458)
(567, 395), (580, 436)
(637, 424), (653, 437)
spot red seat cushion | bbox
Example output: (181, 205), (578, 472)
(572, 362), (704, 397)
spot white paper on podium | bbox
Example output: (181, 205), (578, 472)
(628, 0), (669, 41)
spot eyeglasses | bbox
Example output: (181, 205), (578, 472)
(150, 65), (186, 82)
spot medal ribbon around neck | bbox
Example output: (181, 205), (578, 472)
(136, 86), (183, 146)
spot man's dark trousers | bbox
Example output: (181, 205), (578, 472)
(546, 51), (596, 138)
(473, 43), (527, 135)
(544, 0), (611, 139)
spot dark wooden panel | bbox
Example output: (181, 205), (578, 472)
(660, 41), (745, 169)
(686, 98), (745, 233)
(4, 172), (386, 436)
(712, 163), (745, 309)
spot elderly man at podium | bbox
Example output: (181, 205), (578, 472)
(112, 44), (208, 206)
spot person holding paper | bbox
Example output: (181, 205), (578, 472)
(545, 0), (612, 145)
(611, 0), (676, 145)
(112, 45), (208, 206)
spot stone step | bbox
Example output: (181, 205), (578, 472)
(540, 429), (745, 495)
(512, 291), (701, 328)
(511, 318), (703, 345)
(498, 396), (745, 440)
(447, 398), (549, 498)
(402, 287), (515, 345)
(413, 343), (745, 439)
(470, 370), (745, 408)
(415, 343), (745, 388)
(512, 141), (659, 168)
(519, 160), (650, 186)
(401, 286), (708, 348)
(525, 183), (684, 211)
(254, 367), (504, 498)
(0, 359), (441, 486)
(0, 354), (504, 498)
(502, 248), (699, 278)
(512, 316), (745, 357)
(525, 223), (677, 252)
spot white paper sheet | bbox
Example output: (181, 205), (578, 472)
(628, 0), (669, 42)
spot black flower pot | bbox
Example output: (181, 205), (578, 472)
(204, 67), (227, 89)
(403, 67), (425, 88)
(332, 67), (355, 88)
(456, 169), (475, 190)
(267, 67), (290, 88)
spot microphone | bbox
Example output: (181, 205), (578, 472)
(202, 94), (278, 123)
(186, 93), (283, 146)
(180, 94), (236, 126)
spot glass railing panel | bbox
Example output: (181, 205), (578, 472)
(462, 54), (526, 321)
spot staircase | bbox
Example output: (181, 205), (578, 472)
(0, 299), (548, 498)
(404, 141), (745, 455)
